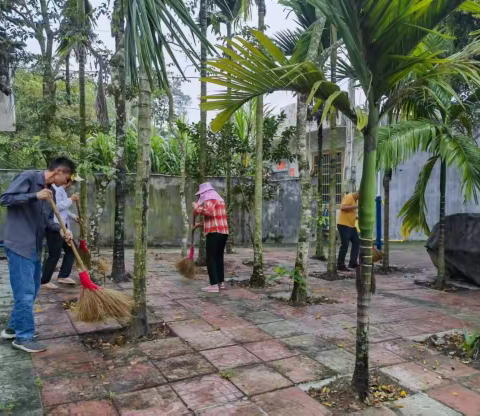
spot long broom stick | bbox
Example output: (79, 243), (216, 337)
(176, 214), (196, 279)
(49, 198), (133, 322)
(75, 199), (91, 269)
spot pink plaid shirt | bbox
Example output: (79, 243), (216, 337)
(194, 199), (229, 235)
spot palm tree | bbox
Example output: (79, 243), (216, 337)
(201, 0), (480, 398)
(377, 92), (480, 289)
(124, 0), (212, 336)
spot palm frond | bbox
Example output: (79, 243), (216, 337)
(399, 155), (439, 236)
(274, 28), (302, 56)
(201, 31), (356, 131)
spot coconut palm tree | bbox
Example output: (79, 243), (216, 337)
(201, 0), (480, 398)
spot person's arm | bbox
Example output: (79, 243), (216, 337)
(0, 172), (39, 207)
(340, 204), (357, 211)
(194, 200), (215, 217)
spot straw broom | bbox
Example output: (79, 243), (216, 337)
(49, 198), (133, 322)
(176, 214), (196, 279)
(75, 200), (91, 269)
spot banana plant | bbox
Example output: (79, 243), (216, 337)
(201, 0), (480, 399)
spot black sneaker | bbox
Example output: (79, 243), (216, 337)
(12, 339), (47, 353)
(348, 263), (359, 269)
(1, 328), (39, 340)
(1, 328), (15, 340)
(338, 264), (350, 272)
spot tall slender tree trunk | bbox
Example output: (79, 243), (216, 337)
(65, 52), (71, 106)
(226, 21), (234, 255)
(131, 65), (151, 338)
(111, 0), (128, 281)
(344, 79), (355, 192)
(197, 0), (208, 266)
(382, 169), (392, 271)
(90, 177), (108, 282)
(314, 113), (326, 260)
(436, 159), (447, 290)
(352, 100), (379, 400)
(327, 25), (337, 275)
(250, 0), (266, 288)
(291, 14), (324, 303)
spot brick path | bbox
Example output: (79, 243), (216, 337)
(1, 244), (480, 415)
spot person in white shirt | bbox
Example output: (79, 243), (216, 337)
(41, 176), (83, 289)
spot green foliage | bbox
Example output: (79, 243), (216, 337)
(267, 265), (308, 292)
(463, 329), (480, 358)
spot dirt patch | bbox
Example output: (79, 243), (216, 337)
(414, 280), (467, 292)
(267, 293), (338, 306)
(62, 300), (77, 311)
(81, 323), (172, 350)
(375, 265), (423, 276)
(422, 333), (480, 370)
(310, 271), (355, 281)
(308, 372), (409, 414)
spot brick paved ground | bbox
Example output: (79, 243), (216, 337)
(1, 243), (480, 415)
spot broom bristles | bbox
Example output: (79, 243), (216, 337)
(176, 257), (195, 279)
(75, 288), (133, 322)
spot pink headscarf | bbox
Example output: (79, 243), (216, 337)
(196, 182), (224, 205)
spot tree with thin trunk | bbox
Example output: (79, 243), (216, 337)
(326, 24), (338, 275)
(382, 169), (392, 271)
(314, 111), (326, 260)
(131, 64), (151, 338)
(201, 0), (480, 399)
(111, 0), (128, 282)
(249, 0), (266, 288)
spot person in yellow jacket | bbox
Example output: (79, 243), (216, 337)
(337, 191), (360, 271)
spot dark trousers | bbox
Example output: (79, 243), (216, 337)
(337, 224), (360, 267)
(41, 231), (75, 284)
(206, 233), (228, 285)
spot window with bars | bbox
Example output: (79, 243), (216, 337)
(313, 152), (343, 204)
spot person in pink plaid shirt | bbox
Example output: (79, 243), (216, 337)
(192, 182), (229, 293)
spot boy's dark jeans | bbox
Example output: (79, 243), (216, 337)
(337, 224), (360, 267)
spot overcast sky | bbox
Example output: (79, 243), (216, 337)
(24, 0), (359, 123)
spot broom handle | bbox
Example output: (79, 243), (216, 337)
(75, 200), (86, 239)
(49, 198), (86, 270)
(191, 214), (196, 248)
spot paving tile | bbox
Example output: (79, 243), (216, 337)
(0, 341), (32, 363)
(172, 374), (243, 411)
(381, 339), (440, 360)
(323, 313), (357, 329)
(280, 334), (336, 358)
(221, 325), (272, 343)
(152, 306), (198, 322)
(229, 364), (292, 395)
(102, 362), (167, 394)
(35, 311), (70, 326)
(344, 343), (407, 368)
(71, 318), (122, 335)
(244, 339), (299, 361)
(41, 374), (107, 407)
(380, 362), (449, 392)
(258, 321), (308, 338)
(415, 355), (480, 380)
(349, 407), (397, 415)
(244, 311), (284, 325)
(461, 373), (480, 393)
(390, 393), (462, 416)
(36, 321), (78, 340)
(32, 350), (107, 378)
(0, 359), (43, 414)
(114, 385), (190, 416)
(34, 336), (86, 360)
(46, 399), (118, 415)
(153, 353), (216, 381)
(99, 345), (148, 368)
(188, 331), (237, 351)
(201, 345), (261, 370)
(314, 348), (355, 374)
(252, 386), (332, 415)
(202, 314), (252, 330)
(196, 399), (265, 415)
(271, 355), (333, 383)
(138, 337), (194, 360)
(428, 383), (480, 415)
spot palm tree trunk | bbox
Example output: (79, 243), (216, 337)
(314, 115), (326, 260)
(131, 64), (151, 338)
(327, 25), (337, 275)
(291, 14), (324, 304)
(77, 0), (87, 232)
(111, 0), (128, 281)
(352, 100), (379, 400)
(90, 177), (107, 282)
(197, 0), (208, 267)
(436, 159), (447, 290)
(226, 21), (234, 255)
(65, 52), (71, 105)
(382, 169), (392, 271)
(250, 0), (266, 288)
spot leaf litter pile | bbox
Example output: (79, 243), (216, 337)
(308, 372), (409, 413)
(81, 323), (172, 350)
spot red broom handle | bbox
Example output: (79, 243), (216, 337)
(49, 198), (86, 271)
